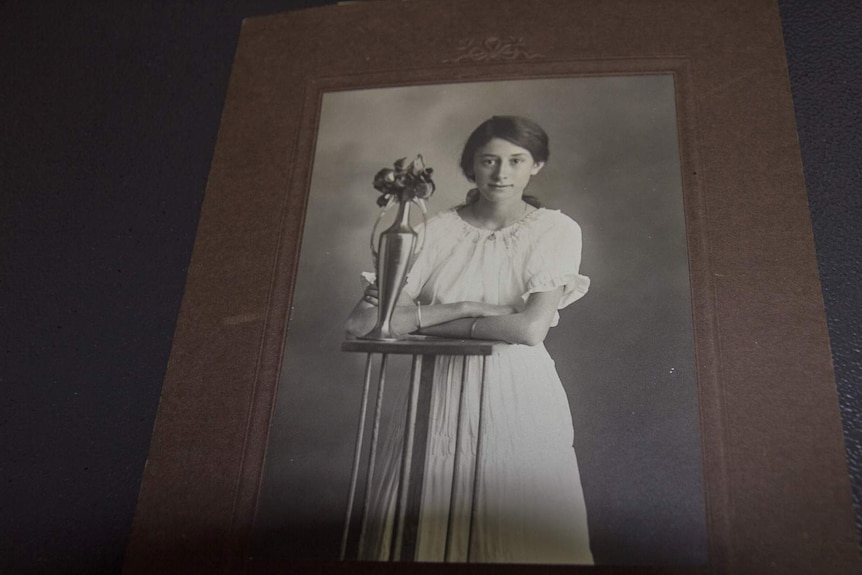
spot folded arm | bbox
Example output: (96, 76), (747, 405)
(417, 287), (564, 346)
(344, 286), (516, 338)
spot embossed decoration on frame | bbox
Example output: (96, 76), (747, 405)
(443, 36), (544, 63)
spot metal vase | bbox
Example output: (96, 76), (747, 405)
(361, 200), (418, 341)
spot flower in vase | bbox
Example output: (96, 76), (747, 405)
(373, 155), (435, 208)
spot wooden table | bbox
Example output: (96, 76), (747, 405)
(340, 336), (504, 562)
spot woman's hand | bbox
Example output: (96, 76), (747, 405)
(362, 284), (379, 307)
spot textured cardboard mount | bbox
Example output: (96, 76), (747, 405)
(123, 1), (860, 573)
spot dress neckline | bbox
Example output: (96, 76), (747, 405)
(452, 205), (544, 235)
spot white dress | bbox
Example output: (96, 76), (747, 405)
(360, 206), (593, 564)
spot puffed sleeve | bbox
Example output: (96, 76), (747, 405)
(522, 211), (590, 310)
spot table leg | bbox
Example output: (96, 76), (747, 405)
(391, 354), (435, 560)
(340, 353), (375, 560)
(357, 353), (389, 556)
(444, 355), (470, 562)
(389, 355), (422, 559)
(466, 356), (487, 563)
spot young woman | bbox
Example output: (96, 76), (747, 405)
(346, 116), (593, 564)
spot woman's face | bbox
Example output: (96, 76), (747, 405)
(472, 138), (544, 204)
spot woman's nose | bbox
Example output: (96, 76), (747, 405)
(493, 162), (507, 180)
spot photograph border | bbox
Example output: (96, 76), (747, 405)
(252, 64), (710, 567)
(123, 2), (859, 574)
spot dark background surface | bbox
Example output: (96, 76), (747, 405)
(0, 1), (859, 573)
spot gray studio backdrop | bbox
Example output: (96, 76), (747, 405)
(253, 76), (708, 566)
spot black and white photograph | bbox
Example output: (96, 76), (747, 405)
(252, 75), (708, 566)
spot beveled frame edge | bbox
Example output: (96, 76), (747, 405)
(224, 66), (327, 574)
(232, 59), (723, 575)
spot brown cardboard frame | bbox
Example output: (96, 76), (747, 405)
(123, 1), (860, 573)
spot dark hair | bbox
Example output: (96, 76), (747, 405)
(459, 116), (549, 207)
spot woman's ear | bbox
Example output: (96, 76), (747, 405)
(530, 161), (545, 176)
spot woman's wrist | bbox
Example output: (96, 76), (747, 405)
(469, 318), (480, 339)
(459, 301), (477, 317)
